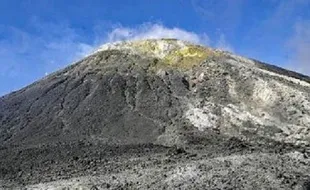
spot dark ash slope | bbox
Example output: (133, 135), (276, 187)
(1, 39), (310, 189)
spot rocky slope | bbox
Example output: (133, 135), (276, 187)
(1, 39), (310, 189)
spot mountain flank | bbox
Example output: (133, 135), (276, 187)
(1, 39), (310, 189)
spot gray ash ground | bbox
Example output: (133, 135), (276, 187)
(1, 39), (310, 189)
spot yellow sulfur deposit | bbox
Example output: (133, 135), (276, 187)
(161, 45), (216, 70)
(96, 39), (222, 70)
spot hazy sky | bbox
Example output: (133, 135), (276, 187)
(0, 0), (309, 95)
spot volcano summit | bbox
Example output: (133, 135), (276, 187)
(1, 39), (310, 189)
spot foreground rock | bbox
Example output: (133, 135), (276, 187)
(1, 39), (310, 189)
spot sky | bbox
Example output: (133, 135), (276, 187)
(0, 0), (309, 96)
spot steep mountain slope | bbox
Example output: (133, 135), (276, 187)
(1, 39), (310, 189)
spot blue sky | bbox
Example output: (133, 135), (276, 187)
(0, 0), (310, 96)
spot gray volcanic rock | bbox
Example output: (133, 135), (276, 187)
(1, 39), (310, 189)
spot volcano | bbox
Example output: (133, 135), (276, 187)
(1, 39), (310, 189)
